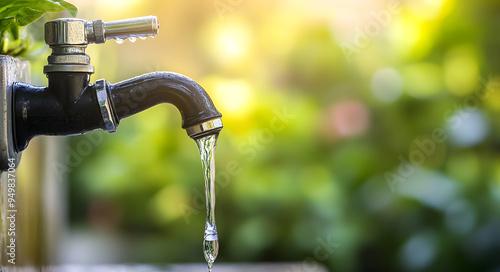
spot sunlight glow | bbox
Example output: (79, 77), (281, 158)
(72, 0), (144, 14)
(212, 23), (251, 63)
(213, 79), (253, 116)
(407, 0), (450, 21)
(96, 0), (143, 12)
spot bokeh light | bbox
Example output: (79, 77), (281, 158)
(401, 62), (443, 99)
(400, 232), (437, 270)
(444, 45), (480, 96)
(322, 100), (370, 140)
(446, 109), (489, 147)
(371, 67), (404, 103)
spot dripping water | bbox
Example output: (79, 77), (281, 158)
(196, 134), (220, 272)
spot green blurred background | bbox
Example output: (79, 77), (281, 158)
(22, 0), (500, 271)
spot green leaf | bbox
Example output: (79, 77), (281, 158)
(8, 22), (19, 40)
(0, 0), (78, 26)
(7, 38), (22, 50)
(14, 8), (45, 26)
(52, 0), (78, 17)
(1, 37), (8, 54)
(0, 17), (15, 34)
(0, 0), (78, 56)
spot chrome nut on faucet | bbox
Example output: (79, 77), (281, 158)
(6, 15), (222, 161)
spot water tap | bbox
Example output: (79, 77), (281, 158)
(1, 16), (222, 168)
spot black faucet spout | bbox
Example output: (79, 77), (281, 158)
(108, 72), (223, 139)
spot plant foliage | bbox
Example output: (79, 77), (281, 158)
(0, 0), (77, 56)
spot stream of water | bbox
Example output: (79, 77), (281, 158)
(196, 134), (219, 272)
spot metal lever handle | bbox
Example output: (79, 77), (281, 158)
(43, 16), (159, 74)
(87, 16), (159, 44)
(45, 16), (159, 46)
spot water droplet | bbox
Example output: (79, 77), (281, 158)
(203, 226), (219, 269)
(139, 36), (147, 40)
(115, 38), (124, 44)
(204, 239), (218, 271)
(128, 37), (137, 43)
